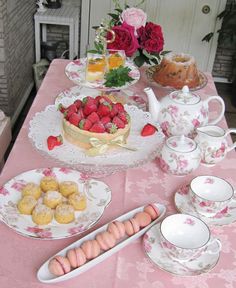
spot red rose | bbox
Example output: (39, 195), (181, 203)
(137, 22), (164, 53)
(107, 22), (139, 57)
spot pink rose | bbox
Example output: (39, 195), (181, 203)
(107, 22), (139, 57)
(121, 8), (147, 30)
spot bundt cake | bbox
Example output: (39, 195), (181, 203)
(153, 53), (200, 89)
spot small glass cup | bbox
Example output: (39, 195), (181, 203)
(85, 52), (107, 83)
(107, 49), (126, 70)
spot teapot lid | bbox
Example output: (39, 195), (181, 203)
(169, 86), (200, 105)
(166, 135), (197, 152)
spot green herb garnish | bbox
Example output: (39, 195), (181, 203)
(104, 66), (134, 87)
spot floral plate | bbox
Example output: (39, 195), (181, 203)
(0, 167), (111, 240)
(65, 58), (140, 91)
(143, 223), (220, 276)
(174, 184), (236, 226)
(28, 105), (164, 177)
(145, 66), (208, 91)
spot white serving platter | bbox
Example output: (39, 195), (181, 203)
(37, 202), (166, 283)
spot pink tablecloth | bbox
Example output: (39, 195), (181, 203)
(0, 59), (236, 288)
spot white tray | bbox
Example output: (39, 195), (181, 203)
(37, 202), (166, 283)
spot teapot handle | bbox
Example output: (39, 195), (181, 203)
(225, 128), (236, 152)
(205, 96), (225, 125)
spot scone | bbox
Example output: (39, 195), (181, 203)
(40, 176), (59, 192)
(54, 203), (75, 224)
(32, 204), (53, 225)
(17, 195), (37, 215)
(68, 193), (87, 211)
(59, 181), (78, 197)
(43, 190), (63, 209)
(21, 182), (42, 200)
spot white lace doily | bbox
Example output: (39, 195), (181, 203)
(28, 105), (164, 176)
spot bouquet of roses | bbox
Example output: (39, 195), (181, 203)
(101, 1), (168, 67)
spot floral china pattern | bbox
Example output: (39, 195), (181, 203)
(159, 103), (208, 138)
(159, 151), (200, 176)
(190, 192), (229, 217)
(197, 140), (227, 165)
(143, 223), (220, 276)
(65, 58), (140, 90)
(174, 184), (236, 226)
(0, 167), (111, 240)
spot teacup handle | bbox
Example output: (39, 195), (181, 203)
(205, 238), (222, 255)
(225, 128), (236, 152)
(205, 96), (225, 125)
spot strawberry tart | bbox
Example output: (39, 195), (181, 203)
(60, 95), (131, 153)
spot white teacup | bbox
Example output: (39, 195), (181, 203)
(190, 175), (235, 217)
(160, 214), (221, 263)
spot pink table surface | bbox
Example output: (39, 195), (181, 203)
(0, 59), (236, 288)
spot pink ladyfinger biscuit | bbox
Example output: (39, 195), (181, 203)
(75, 247), (87, 267)
(66, 249), (78, 268)
(107, 221), (125, 240)
(48, 255), (71, 276)
(123, 220), (134, 236)
(96, 231), (116, 251)
(81, 240), (101, 260)
(134, 212), (151, 228)
(129, 218), (140, 233)
(144, 204), (160, 220)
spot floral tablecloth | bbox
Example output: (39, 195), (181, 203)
(0, 59), (235, 288)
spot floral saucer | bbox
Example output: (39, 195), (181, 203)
(174, 184), (236, 226)
(0, 168), (111, 240)
(143, 223), (220, 276)
(65, 58), (140, 91)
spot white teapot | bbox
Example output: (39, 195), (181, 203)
(144, 86), (225, 138)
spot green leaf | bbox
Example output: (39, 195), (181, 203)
(134, 55), (145, 67)
(87, 49), (101, 54)
(202, 32), (214, 42)
(160, 50), (171, 56)
(108, 13), (119, 20)
(114, 8), (123, 13)
(104, 66), (134, 87)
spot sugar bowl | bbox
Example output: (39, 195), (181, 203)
(158, 135), (201, 176)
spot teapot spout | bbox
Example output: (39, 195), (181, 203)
(144, 87), (160, 122)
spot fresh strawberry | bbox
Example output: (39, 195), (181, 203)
(64, 103), (78, 119)
(74, 99), (82, 109)
(68, 113), (81, 126)
(89, 122), (105, 133)
(47, 135), (63, 150)
(100, 116), (111, 125)
(110, 104), (118, 118)
(114, 102), (125, 113)
(67, 103), (78, 113)
(58, 103), (66, 114)
(112, 116), (125, 129)
(97, 101), (112, 117)
(105, 122), (118, 134)
(83, 103), (97, 116)
(94, 95), (102, 106)
(87, 111), (100, 124)
(79, 118), (92, 131)
(117, 111), (130, 124)
(141, 123), (157, 136)
(82, 96), (96, 106)
(77, 108), (84, 120)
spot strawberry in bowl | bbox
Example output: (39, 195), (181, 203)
(60, 95), (131, 155)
